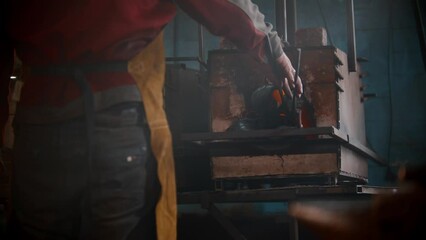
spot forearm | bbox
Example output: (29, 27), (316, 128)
(175, 0), (302, 95)
(175, 0), (284, 61)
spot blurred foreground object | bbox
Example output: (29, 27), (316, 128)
(289, 165), (426, 240)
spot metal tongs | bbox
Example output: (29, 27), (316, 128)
(265, 35), (304, 128)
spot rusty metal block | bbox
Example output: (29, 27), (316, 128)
(286, 47), (366, 145)
(211, 153), (338, 179)
(295, 28), (328, 47)
(206, 47), (369, 183)
(211, 145), (368, 183)
(306, 83), (339, 128)
(208, 50), (277, 132)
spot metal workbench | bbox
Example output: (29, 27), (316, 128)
(175, 126), (393, 240)
(178, 126), (384, 165)
(177, 185), (398, 240)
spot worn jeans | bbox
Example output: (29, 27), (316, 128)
(9, 102), (160, 240)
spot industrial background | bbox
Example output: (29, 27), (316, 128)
(165, 0), (426, 184)
(162, 0), (426, 239)
(0, 0), (425, 239)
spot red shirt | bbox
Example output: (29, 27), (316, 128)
(1, 0), (285, 140)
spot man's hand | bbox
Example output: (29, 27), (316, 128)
(276, 53), (303, 98)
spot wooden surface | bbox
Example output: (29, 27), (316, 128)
(211, 153), (338, 179)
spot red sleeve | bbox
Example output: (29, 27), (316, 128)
(0, 6), (14, 147)
(175, 0), (284, 62)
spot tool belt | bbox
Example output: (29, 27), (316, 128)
(31, 61), (128, 75)
(31, 61), (130, 161)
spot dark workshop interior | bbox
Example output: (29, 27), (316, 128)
(1, 0), (426, 239)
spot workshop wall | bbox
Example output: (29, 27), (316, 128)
(165, 0), (426, 186)
(296, 0), (426, 185)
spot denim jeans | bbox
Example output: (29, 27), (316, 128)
(9, 102), (160, 240)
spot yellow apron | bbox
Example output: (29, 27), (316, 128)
(128, 31), (177, 240)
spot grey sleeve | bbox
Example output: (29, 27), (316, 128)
(227, 0), (284, 59)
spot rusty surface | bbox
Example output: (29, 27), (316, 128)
(211, 153), (338, 179)
(209, 47), (364, 133)
(207, 47), (369, 181)
(287, 47), (366, 144)
(307, 83), (338, 127)
(208, 50), (278, 132)
(208, 47), (365, 135)
(295, 27), (328, 47)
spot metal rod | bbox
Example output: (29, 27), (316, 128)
(347, 0), (357, 72)
(286, 0), (297, 46)
(289, 216), (299, 240)
(275, 0), (287, 42)
(198, 24), (205, 71)
(292, 48), (302, 128)
(412, 0), (426, 70)
(173, 12), (179, 60)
